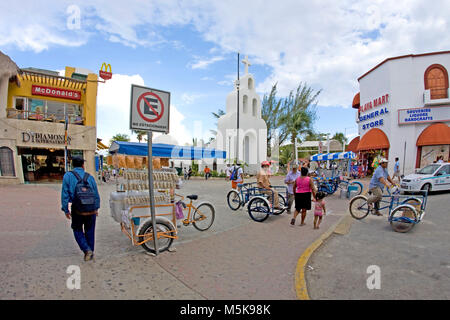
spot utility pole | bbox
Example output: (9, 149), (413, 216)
(236, 52), (240, 163)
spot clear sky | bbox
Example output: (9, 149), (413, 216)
(1, 0), (449, 147)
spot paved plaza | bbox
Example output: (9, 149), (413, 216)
(0, 176), (346, 300)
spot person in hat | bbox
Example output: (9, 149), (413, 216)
(284, 161), (301, 214)
(61, 156), (100, 261)
(257, 161), (282, 209)
(367, 158), (397, 216)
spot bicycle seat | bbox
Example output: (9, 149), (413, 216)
(187, 195), (198, 200)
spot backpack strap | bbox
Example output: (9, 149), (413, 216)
(82, 172), (90, 184)
(71, 170), (82, 182)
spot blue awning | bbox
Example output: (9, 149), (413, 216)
(109, 141), (226, 160)
(310, 151), (356, 161)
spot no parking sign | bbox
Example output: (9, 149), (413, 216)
(130, 84), (170, 133)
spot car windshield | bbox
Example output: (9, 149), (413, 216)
(417, 164), (440, 174)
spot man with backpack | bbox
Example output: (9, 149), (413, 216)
(230, 162), (243, 190)
(61, 156), (101, 261)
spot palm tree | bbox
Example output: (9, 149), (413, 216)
(132, 130), (147, 143)
(332, 132), (347, 149)
(262, 83), (284, 157)
(209, 108), (225, 136)
(279, 82), (321, 157)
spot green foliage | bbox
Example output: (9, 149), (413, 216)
(110, 133), (130, 145)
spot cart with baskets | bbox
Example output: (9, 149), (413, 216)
(109, 168), (181, 254)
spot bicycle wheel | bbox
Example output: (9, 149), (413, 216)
(273, 194), (286, 215)
(349, 181), (363, 195)
(349, 195), (370, 220)
(227, 190), (241, 211)
(390, 205), (417, 233)
(193, 203), (215, 231)
(401, 197), (422, 212)
(138, 219), (175, 254)
(247, 197), (270, 222)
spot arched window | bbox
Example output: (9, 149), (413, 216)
(243, 95), (248, 114)
(248, 77), (254, 90)
(424, 64), (449, 99)
(252, 98), (257, 117)
(0, 147), (15, 177)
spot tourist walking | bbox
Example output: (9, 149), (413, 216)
(290, 167), (317, 226)
(61, 156), (101, 261)
(230, 162), (244, 190)
(284, 161), (301, 214)
(393, 157), (401, 183)
(313, 191), (326, 229)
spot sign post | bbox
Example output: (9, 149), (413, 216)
(130, 84), (170, 256)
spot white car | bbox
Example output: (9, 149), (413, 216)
(400, 162), (450, 193)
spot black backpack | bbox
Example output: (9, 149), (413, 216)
(71, 171), (97, 213)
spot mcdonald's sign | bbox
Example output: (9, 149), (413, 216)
(99, 63), (112, 80)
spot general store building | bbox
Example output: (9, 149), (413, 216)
(348, 51), (450, 175)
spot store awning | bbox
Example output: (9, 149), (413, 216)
(310, 151), (357, 161)
(357, 128), (390, 151)
(346, 136), (360, 153)
(416, 123), (450, 146)
(109, 141), (226, 159)
(352, 92), (360, 109)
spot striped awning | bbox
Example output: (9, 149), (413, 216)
(310, 151), (357, 161)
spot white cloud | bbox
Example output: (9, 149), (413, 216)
(189, 56), (225, 69)
(3, 0), (450, 108)
(97, 73), (191, 146)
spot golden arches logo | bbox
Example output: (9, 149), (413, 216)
(99, 63), (112, 80)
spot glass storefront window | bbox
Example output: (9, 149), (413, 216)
(46, 100), (65, 121)
(29, 99), (45, 120)
(12, 97), (83, 124)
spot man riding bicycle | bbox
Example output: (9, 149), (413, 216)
(367, 158), (398, 216)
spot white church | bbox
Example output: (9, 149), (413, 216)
(202, 56), (268, 175)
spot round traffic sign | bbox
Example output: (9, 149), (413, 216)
(136, 92), (165, 123)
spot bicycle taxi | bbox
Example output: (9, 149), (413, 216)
(349, 187), (428, 233)
(245, 185), (288, 222)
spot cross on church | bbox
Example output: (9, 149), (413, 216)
(242, 55), (251, 74)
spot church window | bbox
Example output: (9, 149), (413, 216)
(252, 98), (257, 117)
(424, 64), (449, 99)
(243, 95), (248, 114)
(248, 77), (254, 90)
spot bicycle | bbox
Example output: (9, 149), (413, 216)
(226, 182), (257, 210)
(349, 187), (428, 233)
(314, 176), (363, 196)
(136, 194), (215, 253)
(246, 186), (288, 222)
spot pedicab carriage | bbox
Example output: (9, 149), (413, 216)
(245, 185), (288, 222)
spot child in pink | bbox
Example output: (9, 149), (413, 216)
(313, 192), (326, 229)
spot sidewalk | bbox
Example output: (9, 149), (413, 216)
(0, 178), (351, 300)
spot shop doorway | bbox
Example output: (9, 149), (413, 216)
(18, 148), (81, 183)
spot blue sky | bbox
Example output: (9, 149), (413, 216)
(1, 0), (449, 146)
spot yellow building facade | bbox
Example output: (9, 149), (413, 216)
(0, 65), (99, 184)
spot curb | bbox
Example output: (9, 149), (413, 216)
(294, 214), (353, 300)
